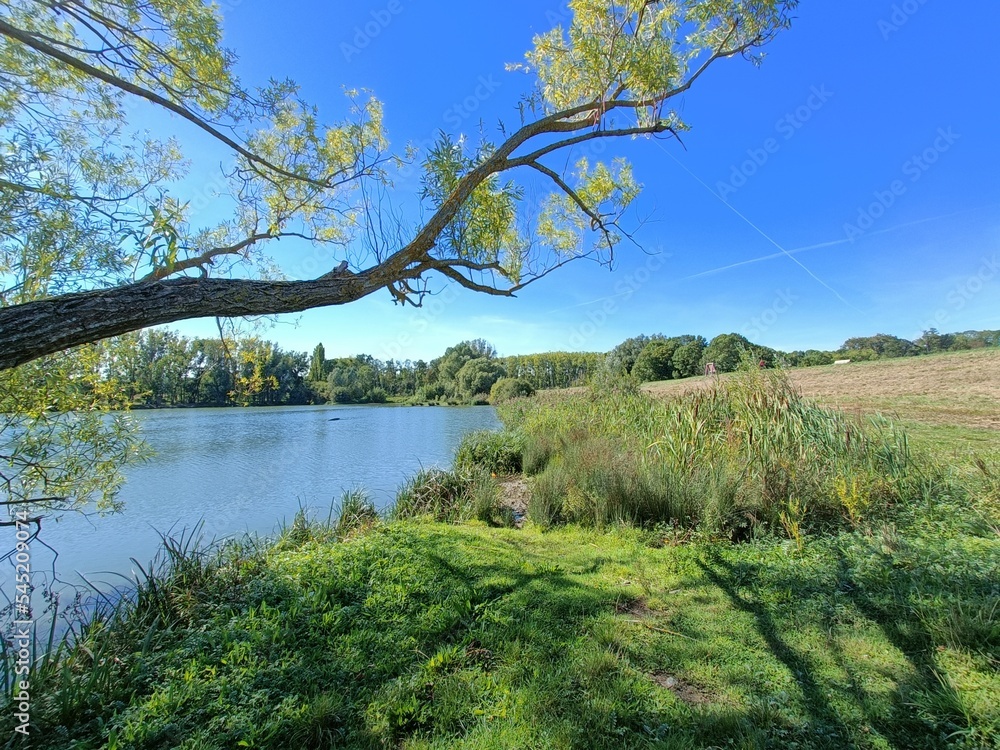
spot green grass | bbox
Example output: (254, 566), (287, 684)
(4, 512), (996, 749)
(901, 421), (1000, 459)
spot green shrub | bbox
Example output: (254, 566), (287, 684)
(329, 385), (355, 404)
(366, 387), (388, 404)
(489, 377), (535, 403)
(415, 382), (448, 402)
(454, 430), (523, 475)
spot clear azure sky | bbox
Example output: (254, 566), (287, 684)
(173, 0), (1000, 362)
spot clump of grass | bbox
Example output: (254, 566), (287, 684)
(333, 488), (380, 539)
(529, 432), (700, 528)
(505, 360), (922, 538)
(968, 454), (1000, 533)
(392, 467), (504, 525)
(527, 463), (568, 527)
(454, 429), (523, 475)
(276, 505), (344, 549)
(521, 431), (558, 476)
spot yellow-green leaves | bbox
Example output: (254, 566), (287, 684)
(539, 157), (640, 255)
(0, 346), (148, 514)
(246, 88), (389, 252)
(421, 133), (524, 271)
(522, 0), (683, 114)
(512, 1), (793, 265)
(519, 0), (794, 121)
(575, 157), (640, 218)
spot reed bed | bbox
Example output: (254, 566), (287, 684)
(498, 363), (921, 536)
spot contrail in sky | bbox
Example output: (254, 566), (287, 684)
(681, 208), (990, 281)
(545, 206), (991, 315)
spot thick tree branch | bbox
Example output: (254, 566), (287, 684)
(0, 273), (387, 369)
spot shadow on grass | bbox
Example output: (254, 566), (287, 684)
(831, 549), (988, 748)
(697, 552), (859, 749)
(711, 539), (996, 750)
(12, 523), (991, 749)
(5, 526), (669, 749)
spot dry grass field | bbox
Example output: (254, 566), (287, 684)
(644, 349), (1000, 454)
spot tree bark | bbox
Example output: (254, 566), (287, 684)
(0, 274), (382, 370)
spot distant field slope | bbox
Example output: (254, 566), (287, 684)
(645, 349), (1000, 433)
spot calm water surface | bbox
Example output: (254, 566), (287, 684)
(26, 404), (499, 589)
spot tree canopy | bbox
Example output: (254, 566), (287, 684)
(0, 0), (798, 370)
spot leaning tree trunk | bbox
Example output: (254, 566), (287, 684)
(0, 273), (381, 371)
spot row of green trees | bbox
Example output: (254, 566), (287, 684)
(97, 333), (595, 408)
(604, 332), (771, 381)
(98, 326), (1000, 408)
(308, 340), (597, 404)
(101, 330), (313, 407)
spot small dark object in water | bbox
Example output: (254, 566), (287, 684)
(328, 417), (341, 421)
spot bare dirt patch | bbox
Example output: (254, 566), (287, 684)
(497, 476), (529, 527)
(615, 598), (651, 618)
(649, 671), (713, 705)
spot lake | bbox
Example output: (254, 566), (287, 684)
(10, 404), (500, 593)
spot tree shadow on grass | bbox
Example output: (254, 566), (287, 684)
(8, 526), (679, 749)
(19, 525), (987, 749)
(724, 539), (996, 750)
(696, 551), (859, 749)
(829, 548), (989, 748)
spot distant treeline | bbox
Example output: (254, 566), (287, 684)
(605, 328), (1000, 383)
(310, 339), (603, 405)
(100, 330), (314, 407)
(99, 327), (998, 407)
(98, 333), (603, 407)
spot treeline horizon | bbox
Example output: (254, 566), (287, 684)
(97, 326), (1000, 408)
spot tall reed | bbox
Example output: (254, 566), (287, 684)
(499, 360), (919, 536)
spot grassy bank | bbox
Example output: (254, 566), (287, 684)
(3, 364), (997, 748)
(503, 366), (925, 536)
(3, 514), (996, 749)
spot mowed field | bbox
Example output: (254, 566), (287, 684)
(644, 349), (1000, 455)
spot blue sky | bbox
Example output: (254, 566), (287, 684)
(173, 0), (1000, 361)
